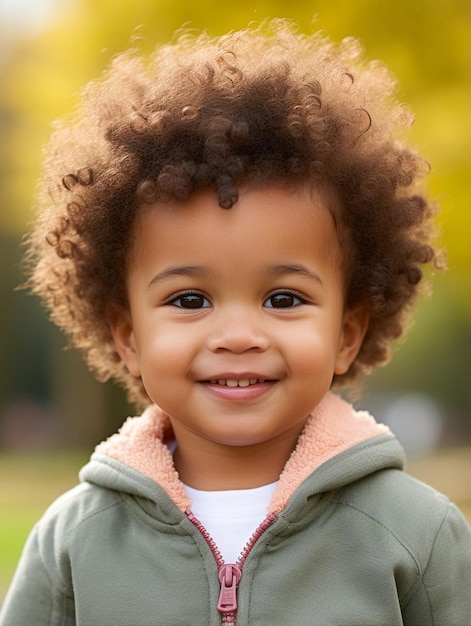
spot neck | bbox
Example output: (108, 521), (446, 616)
(172, 425), (305, 491)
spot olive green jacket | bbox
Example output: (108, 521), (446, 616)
(2, 393), (471, 625)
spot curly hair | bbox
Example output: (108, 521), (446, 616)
(25, 20), (441, 407)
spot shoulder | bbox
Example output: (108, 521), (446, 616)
(4, 482), (125, 602)
(328, 469), (471, 623)
(34, 482), (124, 564)
(335, 467), (471, 571)
(339, 467), (447, 518)
(336, 468), (449, 538)
(40, 481), (123, 531)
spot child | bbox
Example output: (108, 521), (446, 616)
(2, 20), (471, 625)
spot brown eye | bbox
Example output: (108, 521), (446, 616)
(264, 292), (304, 308)
(169, 292), (211, 309)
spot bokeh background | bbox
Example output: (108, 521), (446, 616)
(1, 0), (470, 602)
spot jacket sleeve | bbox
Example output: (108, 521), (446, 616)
(402, 502), (471, 625)
(0, 525), (75, 626)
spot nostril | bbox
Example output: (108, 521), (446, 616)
(206, 327), (270, 354)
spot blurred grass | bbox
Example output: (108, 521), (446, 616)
(0, 450), (88, 604)
(0, 447), (470, 605)
(407, 447), (471, 522)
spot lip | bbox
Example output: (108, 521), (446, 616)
(199, 371), (275, 380)
(199, 380), (277, 402)
(197, 373), (278, 403)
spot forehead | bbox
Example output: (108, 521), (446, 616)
(129, 184), (343, 273)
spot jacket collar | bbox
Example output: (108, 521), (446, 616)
(93, 392), (392, 514)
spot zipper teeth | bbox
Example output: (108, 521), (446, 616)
(236, 513), (277, 568)
(186, 509), (225, 568)
(186, 509), (277, 626)
(186, 509), (277, 570)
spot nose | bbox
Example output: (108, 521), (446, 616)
(206, 307), (270, 354)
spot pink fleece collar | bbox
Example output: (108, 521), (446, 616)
(95, 392), (389, 514)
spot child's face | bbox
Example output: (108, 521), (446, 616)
(112, 185), (366, 454)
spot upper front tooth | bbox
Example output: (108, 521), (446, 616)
(215, 379), (262, 387)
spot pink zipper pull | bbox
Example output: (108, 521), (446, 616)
(217, 564), (242, 613)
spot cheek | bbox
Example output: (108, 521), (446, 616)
(284, 323), (337, 364)
(139, 344), (188, 408)
(138, 327), (195, 381)
(282, 329), (341, 394)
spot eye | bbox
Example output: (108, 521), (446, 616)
(264, 291), (306, 309)
(168, 292), (212, 309)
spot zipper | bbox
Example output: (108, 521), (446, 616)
(186, 509), (276, 625)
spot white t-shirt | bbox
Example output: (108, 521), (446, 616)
(184, 481), (278, 564)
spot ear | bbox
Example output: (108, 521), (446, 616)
(107, 305), (141, 377)
(334, 304), (369, 376)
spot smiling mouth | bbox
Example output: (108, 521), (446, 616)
(206, 378), (269, 388)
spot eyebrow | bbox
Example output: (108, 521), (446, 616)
(270, 264), (324, 286)
(147, 263), (323, 288)
(148, 266), (210, 289)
